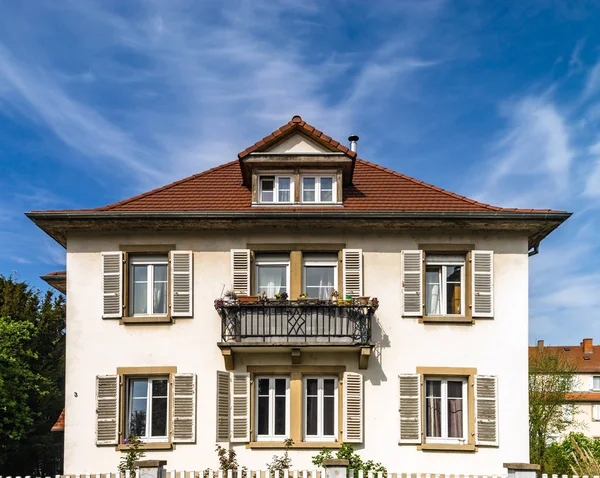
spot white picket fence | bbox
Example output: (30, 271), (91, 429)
(0, 471), (511, 478)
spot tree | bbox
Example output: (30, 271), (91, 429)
(529, 346), (579, 470)
(0, 275), (65, 474)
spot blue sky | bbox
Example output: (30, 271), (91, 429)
(1, 0), (599, 345)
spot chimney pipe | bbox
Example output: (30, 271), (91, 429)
(537, 340), (544, 350)
(348, 135), (359, 153)
(583, 338), (593, 354)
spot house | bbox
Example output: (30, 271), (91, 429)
(29, 115), (570, 474)
(531, 338), (600, 439)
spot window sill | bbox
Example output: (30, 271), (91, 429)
(421, 315), (473, 324)
(116, 442), (173, 451)
(418, 443), (476, 452)
(247, 441), (342, 449)
(121, 316), (172, 325)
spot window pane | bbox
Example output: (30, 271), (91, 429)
(154, 264), (167, 282)
(306, 395), (318, 436)
(257, 265), (287, 298)
(324, 379), (335, 396)
(151, 396), (168, 436)
(129, 379), (148, 437)
(425, 267), (441, 315)
(261, 178), (274, 202)
(320, 178), (333, 202)
(594, 377), (600, 389)
(257, 396), (269, 435)
(132, 265), (148, 315)
(446, 266), (462, 314)
(152, 379), (168, 397)
(306, 379), (318, 396)
(258, 378), (270, 396)
(275, 378), (286, 396)
(426, 396), (441, 437)
(153, 264), (168, 315)
(274, 396), (286, 435)
(305, 266), (335, 299)
(321, 177), (333, 190)
(447, 381), (463, 398)
(321, 190), (333, 202)
(303, 177), (316, 202)
(323, 396), (335, 436)
(278, 177), (291, 203)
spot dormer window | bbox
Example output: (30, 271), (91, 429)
(301, 175), (335, 203)
(260, 175), (293, 204)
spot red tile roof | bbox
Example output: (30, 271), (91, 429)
(33, 116), (566, 215)
(530, 341), (600, 373)
(51, 408), (65, 432)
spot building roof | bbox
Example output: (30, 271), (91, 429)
(40, 270), (66, 295)
(51, 408), (65, 432)
(530, 339), (600, 373)
(26, 115), (571, 248)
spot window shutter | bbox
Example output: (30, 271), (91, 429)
(398, 374), (421, 444)
(591, 376), (595, 391)
(95, 375), (119, 445)
(231, 249), (251, 296)
(475, 375), (498, 446)
(231, 373), (250, 442)
(216, 371), (231, 442)
(343, 372), (363, 443)
(170, 251), (193, 317)
(172, 373), (196, 443)
(593, 405), (600, 421)
(472, 251), (494, 317)
(343, 249), (363, 298)
(402, 250), (423, 316)
(102, 252), (123, 318)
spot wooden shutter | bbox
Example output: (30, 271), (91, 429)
(402, 250), (423, 316)
(231, 373), (250, 442)
(475, 375), (498, 446)
(96, 375), (119, 445)
(343, 249), (363, 298)
(472, 251), (494, 317)
(398, 374), (421, 444)
(231, 249), (251, 296)
(343, 372), (363, 443)
(216, 371), (231, 442)
(172, 373), (196, 443)
(102, 252), (123, 318)
(170, 251), (193, 317)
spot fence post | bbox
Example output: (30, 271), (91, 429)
(322, 459), (349, 478)
(504, 463), (540, 478)
(136, 460), (167, 478)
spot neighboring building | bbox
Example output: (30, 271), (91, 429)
(28, 115), (570, 474)
(531, 338), (600, 439)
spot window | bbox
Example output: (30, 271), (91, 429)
(425, 378), (468, 444)
(301, 176), (336, 203)
(593, 376), (600, 390)
(255, 255), (290, 298)
(425, 255), (465, 316)
(260, 176), (293, 204)
(593, 405), (600, 421)
(255, 376), (290, 441)
(303, 254), (337, 299)
(129, 255), (168, 316)
(562, 404), (574, 423)
(304, 377), (338, 441)
(126, 377), (169, 442)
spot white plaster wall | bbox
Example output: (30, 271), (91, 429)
(564, 373), (600, 437)
(266, 133), (330, 153)
(64, 229), (529, 474)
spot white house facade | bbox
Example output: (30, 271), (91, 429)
(30, 116), (570, 474)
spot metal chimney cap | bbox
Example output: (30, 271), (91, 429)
(348, 135), (359, 142)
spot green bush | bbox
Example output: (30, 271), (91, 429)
(312, 443), (386, 476)
(543, 433), (600, 474)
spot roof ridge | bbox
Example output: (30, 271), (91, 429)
(98, 159), (240, 211)
(355, 158), (502, 211)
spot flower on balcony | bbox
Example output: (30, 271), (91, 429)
(214, 298), (224, 308)
(299, 292), (308, 298)
(275, 292), (288, 300)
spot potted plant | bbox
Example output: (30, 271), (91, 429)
(359, 296), (370, 306)
(238, 295), (259, 304)
(371, 297), (379, 307)
(330, 289), (339, 304)
(223, 289), (237, 302)
(345, 294), (353, 305)
(298, 292), (308, 302)
(275, 292), (288, 302)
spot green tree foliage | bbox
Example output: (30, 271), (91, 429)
(529, 346), (578, 470)
(0, 275), (65, 475)
(544, 433), (600, 475)
(312, 443), (386, 476)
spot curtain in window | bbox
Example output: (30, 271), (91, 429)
(305, 266), (334, 299)
(257, 265), (286, 298)
(426, 268), (441, 315)
(426, 381), (442, 437)
(153, 265), (167, 314)
(447, 380), (463, 438)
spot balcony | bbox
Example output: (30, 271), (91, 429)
(215, 298), (378, 370)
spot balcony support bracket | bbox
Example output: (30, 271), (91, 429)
(291, 347), (302, 365)
(359, 347), (370, 370)
(222, 347), (234, 371)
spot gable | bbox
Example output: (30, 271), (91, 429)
(265, 132), (332, 154)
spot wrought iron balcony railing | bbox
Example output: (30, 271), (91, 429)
(215, 299), (378, 344)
